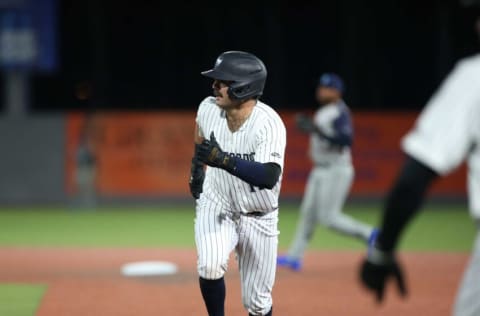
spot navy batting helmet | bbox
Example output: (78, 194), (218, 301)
(201, 51), (267, 100)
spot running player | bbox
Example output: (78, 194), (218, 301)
(360, 3), (480, 314)
(189, 51), (286, 316)
(277, 73), (377, 271)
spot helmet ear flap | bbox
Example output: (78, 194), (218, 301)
(228, 83), (251, 100)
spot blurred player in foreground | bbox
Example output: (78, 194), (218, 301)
(277, 73), (377, 271)
(189, 51), (286, 316)
(360, 3), (480, 315)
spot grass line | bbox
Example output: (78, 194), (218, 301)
(0, 204), (474, 251)
(0, 284), (46, 316)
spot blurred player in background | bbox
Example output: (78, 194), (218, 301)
(189, 51), (286, 316)
(73, 114), (97, 209)
(360, 2), (480, 314)
(277, 73), (377, 271)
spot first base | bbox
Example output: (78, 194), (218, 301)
(121, 261), (178, 276)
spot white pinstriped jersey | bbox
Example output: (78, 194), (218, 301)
(196, 96), (286, 214)
(402, 54), (480, 218)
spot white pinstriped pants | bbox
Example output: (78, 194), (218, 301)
(453, 229), (480, 316)
(195, 197), (278, 316)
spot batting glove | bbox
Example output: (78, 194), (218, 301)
(197, 132), (235, 171)
(360, 246), (407, 303)
(189, 145), (205, 199)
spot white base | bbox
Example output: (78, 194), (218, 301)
(121, 261), (178, 276)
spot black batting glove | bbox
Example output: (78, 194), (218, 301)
(189, 145), (205, 199)
(360, 245), (407, 303)
(197, 132), (235, 172)
(295, 113), (316, 133)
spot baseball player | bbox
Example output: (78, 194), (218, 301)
(360, 3), (480, 315)
(74, 115), (97, 209)
(277, 73), (377, 271)
(189, 51), (286, 316)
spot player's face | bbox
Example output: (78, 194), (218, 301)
(212, 80), (236, 109)
(316, 86), (341, 105)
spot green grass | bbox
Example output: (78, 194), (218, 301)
(0, 284), (46, 316)
(279, 202), (476, 252)
(0, 202), (475, 251)
(0, 203), (472, 315)
(0, 206), (195, 247)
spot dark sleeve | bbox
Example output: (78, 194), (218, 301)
(228, 159), (281, 190)
(316, 129), (352, 147)
(314, 111), (353, 147)
(376, 155), (439, 252)
(190, 144), (204, 177)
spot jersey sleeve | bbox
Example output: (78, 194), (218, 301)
(254, 116), (287, 169)
(402, 59), (480, 175)
(314, 105), (353, 146)
(314, 107), (337, 137)
(195, 97), (215, 138)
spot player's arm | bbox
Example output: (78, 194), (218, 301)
(194, 123), (205, 145)
(374, 56), (476, 252)
(197, 132), (281, 190)
(375, 156), (438, 251)
(296, 113), (352, 146)
(360, 155), (438, 302)
(361, 57), (477, 303)
(230, 160), (281, 190)
(189, 124), (206, 199)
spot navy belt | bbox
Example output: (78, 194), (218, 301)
(246, 211), (265, 217)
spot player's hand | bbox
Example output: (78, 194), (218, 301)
(197, 132), (235, 171)
(359, 246), (407, 303)
(295, 113), (316, 133)
(189, 154), (204, 199)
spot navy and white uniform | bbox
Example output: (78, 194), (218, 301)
(402, 55), (480, 316)
(194, 96), (286, 315)
(287, 100), (374, 260)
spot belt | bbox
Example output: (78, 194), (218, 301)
(315, 162), (331, 168)
(245, 211), (266, 217)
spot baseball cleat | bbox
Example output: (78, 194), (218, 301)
(367, 228), (380, 253)
(277, 255), (302, 271)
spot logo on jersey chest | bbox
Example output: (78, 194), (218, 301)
(227, 152), (255, 161)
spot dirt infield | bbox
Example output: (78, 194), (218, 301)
(0, 248), (469, 316)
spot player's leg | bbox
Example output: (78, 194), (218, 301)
(453, 229), (480, 316)
(316, 165), (373, 241)
(279, 169), (321, 265)
(237, 211), (278, 316)
(195, 198), (238, 316)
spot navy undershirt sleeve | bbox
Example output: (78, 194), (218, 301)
(227, 158), (281, 190)
(377, 156), (438, 252)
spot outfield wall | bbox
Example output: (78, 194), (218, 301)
(0, 112), (467, 204)
(66, 111), (467, 200)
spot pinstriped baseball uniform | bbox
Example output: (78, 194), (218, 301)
(287, 100), (373, 260)
(401, 54), (480, 316)
(194, 96), (286, 315)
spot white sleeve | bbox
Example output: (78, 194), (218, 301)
(402, 59), (480, 175)
(254, 117), (287, 168)
(314, 106), (338, 137)
(195, 97), (215, 138)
